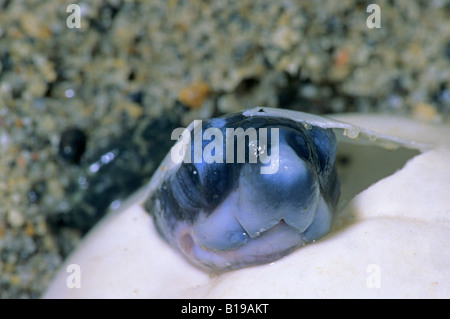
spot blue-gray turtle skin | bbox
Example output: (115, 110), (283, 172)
(145, 112), (340, 272)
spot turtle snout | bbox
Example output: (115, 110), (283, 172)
(236, 142), (320, 237)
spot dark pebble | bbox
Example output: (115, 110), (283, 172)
(28, 180), (47, 204)
(58, 128), (87, 164)
(127, 91), (145, 105)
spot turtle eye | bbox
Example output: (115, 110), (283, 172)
(183, 163), (202, 191)
(161, 163), (204, 223)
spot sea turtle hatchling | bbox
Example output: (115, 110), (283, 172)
(142, 107), (432, 272)
(44, 107), (450, 298)
(145, 108), (341, 271)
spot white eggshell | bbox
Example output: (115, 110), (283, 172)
(44, 112), (450, 298)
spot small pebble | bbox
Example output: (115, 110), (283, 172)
(413, 103), (438, 121)
(58, 128), (87, 164)
(178, 82), (211, 109)
(28, 180), (46, 204)
(8, 209), (24, 228)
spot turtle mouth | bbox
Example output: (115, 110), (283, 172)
(170, 190), (333, 272)
(176, 220), (306, 272)
(168, 152), (334, 272)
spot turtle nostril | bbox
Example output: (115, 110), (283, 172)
(180, 233), (194, 255)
